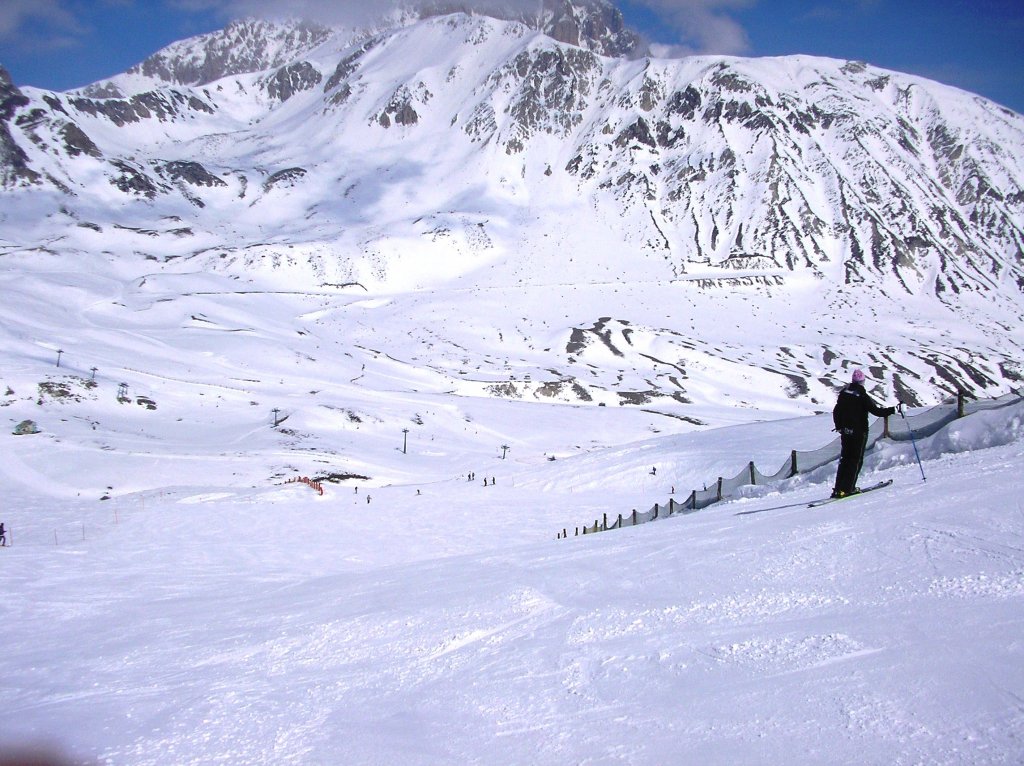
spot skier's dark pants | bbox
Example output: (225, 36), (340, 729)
(834, 430), (868, 494)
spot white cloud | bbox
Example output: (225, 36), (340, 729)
(210, 0), (757, 56)
(627, 0), (754, 55)
(168, 0), (430, 28)
(0, 0), (82, 40)
(0, 0), (92, 57)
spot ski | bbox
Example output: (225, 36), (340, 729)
(807, 479), (893, 508)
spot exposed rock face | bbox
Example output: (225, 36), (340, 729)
(0, 66), (39, 185)
(324, 39), (380, 95)
(417, 0), (645, 57)
(265, 62), (323, 102)
(501, 46), (601, 140)
(78, 82), (125, 99)
(263, 167), (307, 191)
(60, 123), (102, 158)
(540, 0), (643, 56)
(68, 90), (215, 126)
(0, 67), (28, 119)
(110, 160), (164, 197)
(378, 84), (430, 127)
(158, 161), (226, 187)
(13, 419), (40, 435)
(128, 19), (333, 86)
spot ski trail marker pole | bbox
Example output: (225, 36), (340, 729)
(899, 404), (926, 481)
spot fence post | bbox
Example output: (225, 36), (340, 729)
(687, 490), (696, 509)
(668, 498), (676, 515)
(790, 450), (798, 477)
(603, 513), (607, 531)
(716, 477), (723, 501)
(575, 527), (579, 536)
(749, 461), (756, 485)
(654, 503), (659, 520)
(883, 415), (890, 438)
(957, 390), (965, 418)
(632, 509), (638, 525)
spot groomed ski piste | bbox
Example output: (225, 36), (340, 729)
(2, 383), (1023, 764)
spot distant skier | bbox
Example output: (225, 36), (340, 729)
(0, 522), (6, 546)
(831, 369), (897, 498)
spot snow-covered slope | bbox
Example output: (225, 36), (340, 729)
(2, 377), (1022, 763)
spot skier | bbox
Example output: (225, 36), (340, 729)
(0, 522), (6, 546)
(831, 369), (897, 498)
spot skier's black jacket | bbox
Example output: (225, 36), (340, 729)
(832, 382), (895, 434)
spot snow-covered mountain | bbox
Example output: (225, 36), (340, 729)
(1, 0), (1023, 417)
(3, 8), (1024, 760)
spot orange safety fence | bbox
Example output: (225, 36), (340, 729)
(284, 475), (325, 496)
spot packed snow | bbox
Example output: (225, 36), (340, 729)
(2, 312), (1023, 763)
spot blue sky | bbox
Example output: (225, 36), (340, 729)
(1, 0), (1022, 114)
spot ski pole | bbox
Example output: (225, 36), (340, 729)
(899, 403), (926, 481)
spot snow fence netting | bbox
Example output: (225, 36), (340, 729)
(561, 389), (1023, 538)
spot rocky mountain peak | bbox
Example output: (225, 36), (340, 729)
(93, 1), (641, 95)
(0, 65), (37, 186)
(126, 18), (334, 86)
(540, 0), (644, 57)
(417, 0), (645, 57)
(0, 65), (28, 111)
